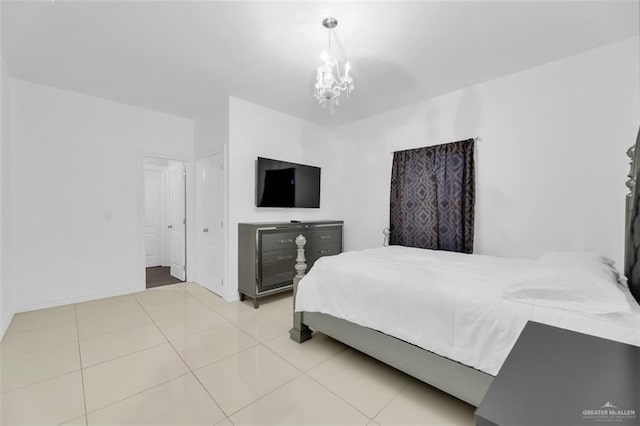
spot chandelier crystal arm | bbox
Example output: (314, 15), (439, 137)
(314, 17), (354, 111)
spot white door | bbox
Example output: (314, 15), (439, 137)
(196, 153), (225, 295)
(144, 169), (163, 267)
(168, 163), (186, 280)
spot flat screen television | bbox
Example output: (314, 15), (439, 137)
(256, 157), (321, 208)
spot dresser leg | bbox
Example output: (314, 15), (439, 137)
(239, 293), (245, 301)
(253, 298), (259, 309)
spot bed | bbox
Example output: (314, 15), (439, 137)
(289, 130), (640, 407)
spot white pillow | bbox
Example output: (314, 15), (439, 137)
(538, 252), (616, 269)
(503, 262), (631, 315)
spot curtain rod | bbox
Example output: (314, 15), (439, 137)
(392, 138), (481, 155)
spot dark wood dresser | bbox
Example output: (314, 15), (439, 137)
(238, 220), (343, 308)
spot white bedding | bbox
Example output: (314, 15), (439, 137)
(294, 246), (640, 376)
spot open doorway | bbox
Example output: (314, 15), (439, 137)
(144, 157), (187, 289)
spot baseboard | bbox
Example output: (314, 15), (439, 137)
(223, 293), (240, 303)
(223, 289), (240, 303)
(190, 280), (236, 302)
(1, 307), (16, 342)
(11, 286), (142, 317)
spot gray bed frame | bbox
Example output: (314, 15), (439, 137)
(289, 132), (640, 407)
(288, 234), (493, 407)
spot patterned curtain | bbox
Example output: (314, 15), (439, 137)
(389, 139), (475, 253)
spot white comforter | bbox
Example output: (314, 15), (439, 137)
(294, 246), (640, 376)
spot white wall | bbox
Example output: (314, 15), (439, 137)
(332, 36), (640, 269)
(1, 0), (15, 338)
(8, 80), (194, 312)
(225, 97), (341, 299)
(1, 63), (15, 338)
(0, 3), (3, 338)
(194, 102), (228, 159)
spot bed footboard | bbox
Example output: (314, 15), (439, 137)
(290, 234), (312, 343)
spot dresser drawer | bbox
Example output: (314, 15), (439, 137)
(261, 250), (295, 264)
(260, 268), (296, 289)
(306, 245), (341, 259)
(261, 231), (299, 252)
(306, 228), (342, 246)
(259, 254), (297, 289)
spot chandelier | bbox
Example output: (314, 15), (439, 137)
(313, 17), (354, 110)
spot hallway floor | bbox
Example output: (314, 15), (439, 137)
(0, 283), (474, 425)
(145, 266), (183, 289)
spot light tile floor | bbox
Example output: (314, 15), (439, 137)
(0, 283), (475, 425)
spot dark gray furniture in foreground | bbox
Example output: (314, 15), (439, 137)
(476, 321), (639, 426)
(238, 220), (342, 308)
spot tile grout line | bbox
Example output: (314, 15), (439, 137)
(77, 300), (155, 342)
(79, 341), (169, 370)
(6, 286), (428, 425)
(133, 282), (229, 421)
(304, 373), (374, 421)
(222, 334), (361, 421)
(147, 283), (299, 419)
(1, 321), (79, 356)
(79, 319), (150, 342)
(182, 335), (260, 373)
(75, 299), (177, 369)
(218, 316), (363, 420)
(78, 284), (210, 418)
(222, 363), (302, 419)
(214, 295), (371, 420)
(78, 284), (367, 424)
(301, 357), (376, 421)
(75, 285), (192, 330)
(303, 345), (412, 422)
(73, 303), (89, 426)
(259, 326), (379, 422)
(146, 287), (263, 371)
(0, 293), (279, 396)
(1, 301), (288, 410)
(369, 375), (412, 421)
(84, 372), (193, 418)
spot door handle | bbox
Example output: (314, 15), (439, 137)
(167, 225), (173, 229)
(203, 228), (209, 233)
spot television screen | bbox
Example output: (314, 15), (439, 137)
(256, 157), (321, 208)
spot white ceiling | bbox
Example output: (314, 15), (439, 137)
(2, 1), (638, 127)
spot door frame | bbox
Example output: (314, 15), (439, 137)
(137, 151), (195, 291)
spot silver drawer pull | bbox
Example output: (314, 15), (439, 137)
(320, 235), (331, 239)
(318, 249), (331, 254)
(278, 255), (293, 260)
(280, 239), (293, 244)
(277, 271), (293, 276)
